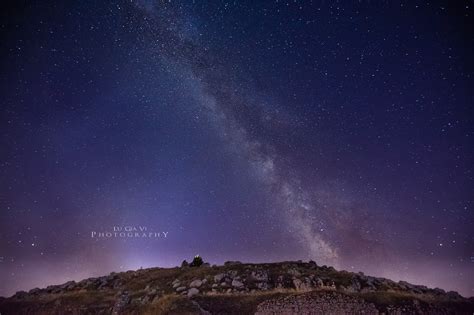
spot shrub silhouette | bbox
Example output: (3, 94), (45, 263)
(190, 255), (203, 267)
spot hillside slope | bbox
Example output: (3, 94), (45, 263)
(1, 260), (473, 314)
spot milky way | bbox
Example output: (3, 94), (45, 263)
(0, 1), (473, 297)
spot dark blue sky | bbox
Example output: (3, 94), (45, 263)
(0, 0), (473, 297)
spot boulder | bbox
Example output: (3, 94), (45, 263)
(189, 279), (202, 288)
(214, 273), (225, 282)
(187, 288), (199, 297)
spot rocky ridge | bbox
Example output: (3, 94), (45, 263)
(1, 260), (473, 314)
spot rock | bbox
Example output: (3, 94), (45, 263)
(293, 278), (312, 291)
(97, 278), (109, 290)
(214, 273), (225, 282)
(189, 279), (202, 288)
(433, 287), (446, 295)
(140, 295), (150, 304)
(227, 270), (238, 278)
(314, 277), (324, 288)
(172, 281), (181, 289)
(28, 288), (41, 295)
(287, 267), (301, 276)
(112, 291), (130, 315)
(232, 279), (244, 289)
(276, 275), (285, 289)
(187, 288), (199, 297)
(12, 291), (28, 299)
(257, 282), (270, 290)
(447, 291), (462, 300)
(212, 283), (218, 288)
(59, 281), (76, 290)
(175, 286), (187, 292)
(251, 270), (269, 282)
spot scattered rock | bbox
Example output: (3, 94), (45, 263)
(251, 270), (269, 282)
(112, 291), (130, 315)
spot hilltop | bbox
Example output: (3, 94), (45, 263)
(1, 260), (473, 314)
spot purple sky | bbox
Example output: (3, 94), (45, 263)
(0, 0), (473, 297)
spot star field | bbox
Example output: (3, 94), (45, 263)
(0, 1), (473, 297)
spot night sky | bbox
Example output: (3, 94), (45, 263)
(1, 0), (473, 297)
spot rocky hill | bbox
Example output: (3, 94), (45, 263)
(1, 260), (473, 314)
